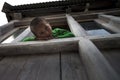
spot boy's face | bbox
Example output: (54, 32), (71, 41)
(34, 22), (53, 40)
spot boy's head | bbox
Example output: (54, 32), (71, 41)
(30, 17), (53, 40)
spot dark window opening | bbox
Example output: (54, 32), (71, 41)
(80, 21), (114, 36)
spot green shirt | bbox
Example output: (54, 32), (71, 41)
(22, 28), (74, 42)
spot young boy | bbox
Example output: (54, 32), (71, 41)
(22, 17), (74, 41)
(30, 17), (53, 40)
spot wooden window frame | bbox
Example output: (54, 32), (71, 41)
(0, 9), (120, 53)
(0, 9), (120, 80)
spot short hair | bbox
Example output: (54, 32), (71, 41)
(30, 17), (46, 36)
(30, 17), (46, 27)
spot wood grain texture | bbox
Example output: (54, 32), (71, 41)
(95, 14), (120, 33)
(12, 27), (33, 43)
(98, 14), (120, 27)
(17, 54), (60, 80)
(98, 14), (112, 23)
(0, 56), (28, 80)
(0, 54), (60, 80)
(101, 49), (120, 76)
(88, 34), (120, 49)
(78, 38), (120, 80)
(66, 14), (88, 37)
(95, 19), (120, 33)
(18, 9), (120, 26)
(0, 34), (120, 56)
(61, 52), (88, 80)
(0, 28), (19, 43)
(0, 21), (14, 36)
(0, 38), (78, 56)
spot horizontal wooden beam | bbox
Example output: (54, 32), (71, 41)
(0, 38), (78, 56)
(88, 34), (120, 49)
(14, 9), (120, 27)
(78, 38), (119, 80)
(14, 20), (30, 27)
(0, 34), (120, 56)
(98, 14), (120, 23)
(95, 19), (120, 33)
(98, 14), (112, 23)
(95, 14), (120, 33)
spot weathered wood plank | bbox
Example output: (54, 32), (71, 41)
(98, 14), (120, 25)
(0, 38), (78, 56)
(61, 52), (88, 80)
(0, 33), (120, 56)
(12, 27), (33, 43)
(46, 9), (120, 19)
(95, 14), (120, 33)
(98, 14), (112, 23)
(66, 14), (88, 37)
(14, 9), (120, 27)
(88, 33), (120, 40)
(0, 58), (15, 79)
(0, 57), (4, 61)
(0, 54), (60, 80)
(22, 9), (120, 22)
(101, 49), (120, 76)
(0, 28), (19, 43)
(88, 34), (120, 49)
(78, 38), (119, 80)
(0, 21), (14, 36)
(95, 19), (120, 33)
(0, 56), (28, 80)
(17, 54), (60, 80)
(110, 16), (120, 29)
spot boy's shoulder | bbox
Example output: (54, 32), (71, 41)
(22, 28), (74, 42)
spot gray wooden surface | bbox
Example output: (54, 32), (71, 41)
(78, 38), (119, 80)
(66, 14), (88, 37)
(0, 38), (78, 56)
(12, 27), (33, 43)
(0, 52), (90, 80)
(0, 9), (120, 80)
(0, 28), (19, 43)
(0, 49), (119, 80)
(95, 19), (120, 33)
(0, 54), (60, 80)
(95, 14), (120, 33)
(61, 52), (88, 80)
(17, 54), (60, 80)
(0, 56), (28, 80)
(0, 34), (120, 56)
(101, 48), (120, 76)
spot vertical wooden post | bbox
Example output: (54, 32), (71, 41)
(78, 37), (119, 80)
(66, 14), (88, 37)
(12, 27), (33, 43)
